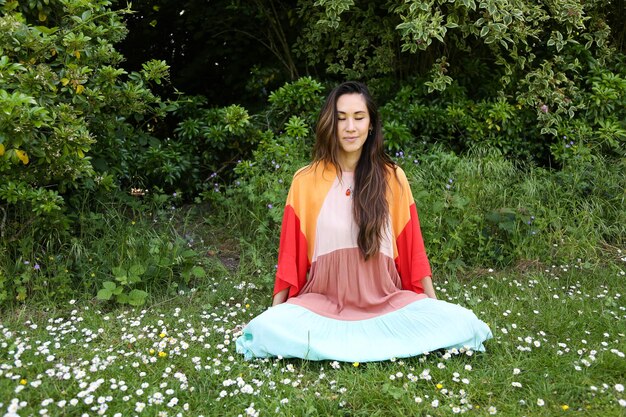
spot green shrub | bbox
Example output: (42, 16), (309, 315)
(208, 131), (310, 244)
(267, 76), (324, 128)
(299, 0), (626, 164)
(0, 0), (171, 252)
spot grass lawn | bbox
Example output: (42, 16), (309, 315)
(1, 255), (625, 416)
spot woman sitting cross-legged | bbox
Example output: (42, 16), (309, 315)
(236, 81), (492, 362)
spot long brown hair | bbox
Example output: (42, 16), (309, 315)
(313, 81), (396, 260)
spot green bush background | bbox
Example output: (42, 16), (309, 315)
(0, 0), (624, 306)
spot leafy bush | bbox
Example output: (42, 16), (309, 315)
(0, 0), (170, 248)
(208, 131), (311, 243)
(379, 59), (626, 164)
(267, 76), (324, 128)
(296, 0), (626, 163)
(197, 77), (326, 237)
(380, 83), (547, 161)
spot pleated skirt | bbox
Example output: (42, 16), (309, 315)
(236, 298), (492, 362)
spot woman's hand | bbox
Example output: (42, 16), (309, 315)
(421, 276), (438, 299)
(272, 288), (289, 306)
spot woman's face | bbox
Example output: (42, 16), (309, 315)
(335, 93), (371, 167)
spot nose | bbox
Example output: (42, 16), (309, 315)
(346, 118), (356, 131)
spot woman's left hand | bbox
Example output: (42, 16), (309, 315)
(421, 276), (437, 299)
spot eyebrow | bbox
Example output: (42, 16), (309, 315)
(337, 110), (367, 114)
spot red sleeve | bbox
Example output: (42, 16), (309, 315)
(273, 205), (309, 298)
(395, 203), (432, 294)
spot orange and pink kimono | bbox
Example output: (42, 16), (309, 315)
(236, 163), (491, 361)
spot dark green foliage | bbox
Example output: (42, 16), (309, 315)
(116, 0), (301, 106)
(380, 82), (549, 161)
(294, 0), (626, 162)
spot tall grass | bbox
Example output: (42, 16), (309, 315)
(399, 148), (625, 270)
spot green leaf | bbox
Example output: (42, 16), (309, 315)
(128, 274), (142, 284)
(103, 281), (116, 290)
(129, 264), (146, 277)
(115, 274), (128, 285)
(382, 382), (404, 400)
(191, 266), (206, 278)
(33, 25), (58, 35)
(182, 249), (197, 258)
(97, 288), (112, 300)
(128, 289), (148, 306)
(116, 293), (129, 304)
(112, 266), (125, 277)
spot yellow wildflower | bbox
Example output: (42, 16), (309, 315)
(561, 405), (569, 411)
(159, 332), (166, 338)
(158, 351), (167, 358)
(19, 379), (27, 385)
(149, 348), (155, 355)
(352, 362), (359, 367)
(436, 383), (443, 389)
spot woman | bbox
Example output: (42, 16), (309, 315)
(236, 82), (492, 362)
